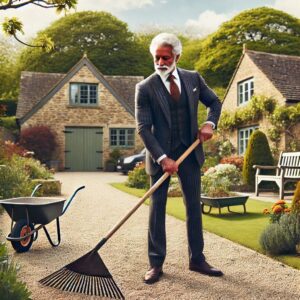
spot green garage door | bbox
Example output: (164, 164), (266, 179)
(64, 127), (103, 171)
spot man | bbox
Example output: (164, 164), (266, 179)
(135, 33), (223, 284)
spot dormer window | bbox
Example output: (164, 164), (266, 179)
(238, 78), (254, 105)
(70, 83), (98, 106)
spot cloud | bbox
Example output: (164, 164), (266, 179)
(184, 10), (232, 38)
(77, 0), (153, 12)
(272, 0), (300, 18)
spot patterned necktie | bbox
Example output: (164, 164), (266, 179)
(167, 74), (180, 101)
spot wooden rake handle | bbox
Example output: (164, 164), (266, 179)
(105, 139), (200, 241)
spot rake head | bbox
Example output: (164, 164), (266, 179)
(39, 250), (124, 299)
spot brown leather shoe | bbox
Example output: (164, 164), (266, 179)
(189, 261), (223, 277)
(144, 266), (163, 284)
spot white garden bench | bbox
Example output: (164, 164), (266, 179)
(253, 151), (300, 199)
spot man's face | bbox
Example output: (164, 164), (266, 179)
(154, 45), (179, 76)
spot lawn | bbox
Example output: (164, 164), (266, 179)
(111, 183), (300, 270)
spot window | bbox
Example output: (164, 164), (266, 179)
(70, 83), (98, 106)
(238, 78), (254, 105)
(238, 126), (259, 155)
(110, 129), (135, 147)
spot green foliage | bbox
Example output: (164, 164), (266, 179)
(0, 117), (17, 130)
(195, 7), (300, 88)
(0, 157), (33, 199)
(0, 99), (17, 116)
(126, 162), (149, 189)
(259, 213), (300, 255)
(242, 130), (274, 187)
(219, 96), (277, 131)
(0, 242), (31, 300)
(16, 11), (153, 78)
(291, 181), (300, 214)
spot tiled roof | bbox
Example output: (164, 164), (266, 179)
(17, 64), (143, 119)
(246, 50), (300, 102)
(16, 71), (65, 118)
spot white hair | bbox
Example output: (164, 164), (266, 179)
(149, 33), (182, 56)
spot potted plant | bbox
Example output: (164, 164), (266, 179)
(201, 164), (249, 214)
(105, 148), (121, 172)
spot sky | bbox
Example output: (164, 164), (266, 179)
(0, 0), (300, 40)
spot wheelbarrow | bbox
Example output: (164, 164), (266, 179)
(0, 185), (85, 253)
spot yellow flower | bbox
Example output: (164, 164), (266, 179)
(263, 208), (270, 215)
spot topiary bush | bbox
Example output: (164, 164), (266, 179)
(0, 241), (31, 300)
(259, 213), (300, 255)
(242, 130), (274, 187)
(291, 181), (300, 214)
(20, 126), (57, 163)
(126, 162), (149, 189)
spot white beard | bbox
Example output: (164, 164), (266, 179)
(154, 59), (176, 76)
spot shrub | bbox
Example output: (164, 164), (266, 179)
(220, 155), (244, 170)
(0, 157), (33, 199)
(168, 176), (182, 197)
(0, 99), (17, 116)
(242, 130), (273, 187)
(20, 126), (57, 163)
(291, 181), (300, 214)
(259, 213), (300, 255)
(0, 117), (18, 130)
(126, 162), (150, 189)
(3, 141), (27, 159)
(0, 241), (31, 300)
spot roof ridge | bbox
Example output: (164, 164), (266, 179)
(246, 49), (300, 59)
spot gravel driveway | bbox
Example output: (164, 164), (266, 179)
(1, 172), (299, 300)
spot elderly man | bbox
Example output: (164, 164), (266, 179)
(135, 33), (223, 284)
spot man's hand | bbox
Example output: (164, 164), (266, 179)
(198, 123), (213, 143)
(161, 157), (178, 174)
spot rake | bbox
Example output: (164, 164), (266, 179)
(40, 139), (200, 299)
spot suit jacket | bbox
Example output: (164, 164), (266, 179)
(135, 68), (222, 175)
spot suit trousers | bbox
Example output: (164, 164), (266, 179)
(148, 144), (205, 267)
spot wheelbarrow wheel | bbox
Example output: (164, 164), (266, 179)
(11, 220), (34, 253)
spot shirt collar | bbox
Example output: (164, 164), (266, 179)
(159, 67), (180, 83)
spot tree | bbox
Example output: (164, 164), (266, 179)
(195, 7), (300, 89)
(1, 0), (77, 51)
(16, 11), (153, 76)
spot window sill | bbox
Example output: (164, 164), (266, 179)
(67, 105), (99, 109)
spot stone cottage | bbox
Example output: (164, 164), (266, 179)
(222, 47), (300, 155)
(16, 55), (144, 171)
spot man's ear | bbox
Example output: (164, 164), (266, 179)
(175, 54), (180, 62)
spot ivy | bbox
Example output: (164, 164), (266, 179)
(219, 95), (300, 153)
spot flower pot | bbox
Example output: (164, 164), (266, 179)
(200, 194), (249, 214)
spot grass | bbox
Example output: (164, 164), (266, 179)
(111, 183), (300, 270)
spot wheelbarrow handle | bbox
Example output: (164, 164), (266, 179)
(31, 184), (42, 197)
(95, 139), (201, 250)
(62, 186), (85, 215)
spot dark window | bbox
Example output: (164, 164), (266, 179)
(110, 129), (135, 147)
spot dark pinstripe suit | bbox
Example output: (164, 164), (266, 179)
(135, 68), (222, 267)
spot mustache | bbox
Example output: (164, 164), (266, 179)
(155, 65), (169, 69)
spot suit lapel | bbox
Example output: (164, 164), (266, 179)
(151, 74), (171, 127)
(178, 68), (195, 124)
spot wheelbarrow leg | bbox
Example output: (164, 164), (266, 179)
(42, 217), (61, 247)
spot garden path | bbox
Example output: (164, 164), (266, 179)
(0, 172), (299, 300)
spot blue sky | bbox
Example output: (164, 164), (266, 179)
(0, 0), (299, 39)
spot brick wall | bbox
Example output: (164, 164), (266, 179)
(22, 66), (143, 169)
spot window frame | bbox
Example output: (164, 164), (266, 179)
(69, 83), (99, 106)
(238, 125), (259, 155)
(237, 77), (254, 106)
(109, 128), (135, 148)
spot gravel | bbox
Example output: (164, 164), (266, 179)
(0, 172), (299, 300)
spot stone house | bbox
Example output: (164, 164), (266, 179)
(222, 48), (300, 155)
(16, 55), (144, 171)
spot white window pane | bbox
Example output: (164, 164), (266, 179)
(70, 84), (79, 104)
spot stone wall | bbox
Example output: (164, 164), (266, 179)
(222, 52), (288, 154)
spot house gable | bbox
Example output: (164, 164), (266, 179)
(18, 56), (141, 125)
